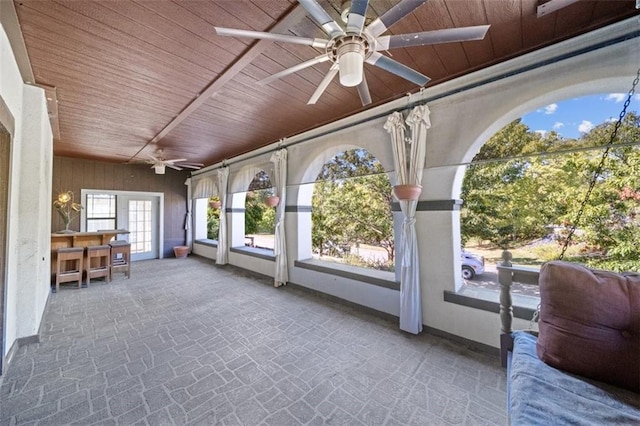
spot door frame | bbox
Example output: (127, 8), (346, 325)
(80, 189), (164, 259)
(0, 95), (15, 377)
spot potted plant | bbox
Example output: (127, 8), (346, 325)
(392, 184), (422, 201)
(264, 189), (280, 207)
(173, 245), (189, 258)
(209, 198), (221, 209)
(53, 190), (83, 233)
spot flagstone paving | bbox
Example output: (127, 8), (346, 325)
(0, 256), (506, 425)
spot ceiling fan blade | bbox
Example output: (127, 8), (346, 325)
(176, 161), (204, 166)
(346, 0), (369, 34)
(177, 164), (203, 170)
(298, 0), (345, 37)
(376, 25), (490, 50)
(214, 27), (328, 49)
(308, 64), (339, 105)
(356, 75), (372, 106)
(258, 55), (331, 85)
(167, 164), (183, 171)
(366, 52), (430, 86)
(166, 159), (188, 164)
(366, 0), (427, 38)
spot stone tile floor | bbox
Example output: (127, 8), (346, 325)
(0, 256), (506, 425)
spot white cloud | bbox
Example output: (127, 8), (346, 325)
(553, 122), (564, 130)
(544, 103), (558, 115)
(534, 130), (548, 137)
(578, 120), (595, 133)
(605, 93), (626, 103)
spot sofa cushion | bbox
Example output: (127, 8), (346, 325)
(537, 261), (640, 392)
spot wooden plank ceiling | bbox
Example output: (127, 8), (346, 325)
(14, 0), (638, 167)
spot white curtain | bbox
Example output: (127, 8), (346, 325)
(270, 149), (288, 287)
(192, 176), (217, 199)
(384, 105), (431, 334)
(216, 167), (229, 265)
(185, 178), (193, 252)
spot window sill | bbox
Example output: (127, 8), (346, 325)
(195, 239), (218, 248)
(230, 246), (275, 261)
(294, 259), (399, 291)
(443, 286), (539, 320)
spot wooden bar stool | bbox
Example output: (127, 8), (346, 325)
(85, 245), (111, 286)
(109, 241), (131, 279)
(55, 247), (84, 293)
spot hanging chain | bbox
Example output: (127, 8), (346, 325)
(558, 67), (640, 260)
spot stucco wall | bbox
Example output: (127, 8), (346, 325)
(1, 23), (53, 358)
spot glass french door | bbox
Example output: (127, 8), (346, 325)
(120, 195), (159, 261)
(82, 190), (162, 261)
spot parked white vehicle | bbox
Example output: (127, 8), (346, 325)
(462, 251), (485, 279)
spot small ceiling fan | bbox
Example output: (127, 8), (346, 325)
(146, 150), (204, 174)
(215, 0), (490, 106)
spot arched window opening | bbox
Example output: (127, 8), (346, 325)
(460, 94), (640, 291)
(312, 148), (394, 271)
(245, 170), (275, 250)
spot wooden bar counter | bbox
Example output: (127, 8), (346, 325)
(51, 230), (129, 283)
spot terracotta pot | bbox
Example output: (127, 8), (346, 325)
(264, 195), (280, 207)
(209, 200), (221, 209)
(393, 184), (422, 201)
(173, 245), (189, 258)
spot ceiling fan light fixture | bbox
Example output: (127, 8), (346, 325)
(340, 51), (363, 86)
(154, 164), (166, 174)
(337, 42), (365, 87)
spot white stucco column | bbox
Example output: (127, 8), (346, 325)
(15, 84), (53, 339)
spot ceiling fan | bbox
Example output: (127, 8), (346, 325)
(215, 0), (490, 106)
(146, 150), (204, 174)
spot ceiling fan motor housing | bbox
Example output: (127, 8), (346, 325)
(329, 35), (370, 87)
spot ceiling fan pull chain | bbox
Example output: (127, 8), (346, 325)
(558, 66), (640, 260)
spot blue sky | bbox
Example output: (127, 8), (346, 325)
(521, 93), (640, 139)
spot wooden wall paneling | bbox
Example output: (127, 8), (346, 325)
(443, 0), (494, 68)
(21, 2), (217, 87)
(520, 0), (556, 50)
(554, 2), (597, 38)
(484, 0), (523, 59)
(15, 0), (637, 171)
(253, 0), (297, 20)
(52, 157), (190, 255)
(97, 1), (230, 71)
(134, 0), (250, 56)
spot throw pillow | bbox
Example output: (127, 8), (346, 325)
(537, 260), (640, 392)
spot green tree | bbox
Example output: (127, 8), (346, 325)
(461, 111), (640, 272)
(207, 198), (220, 239)
(245, 171), (274, 235)
(312, 149), (394, 266)
(565, 113), (640, 271)
(461, 119), (556, 246)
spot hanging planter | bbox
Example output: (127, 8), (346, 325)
(209, 200), (221, 209)
(393, 184), (422, 201)
(264, 195), (280, 207)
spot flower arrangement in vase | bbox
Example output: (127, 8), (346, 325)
(53, 190), (83, 233)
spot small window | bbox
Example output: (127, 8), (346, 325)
(86, 194), (116, 231)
